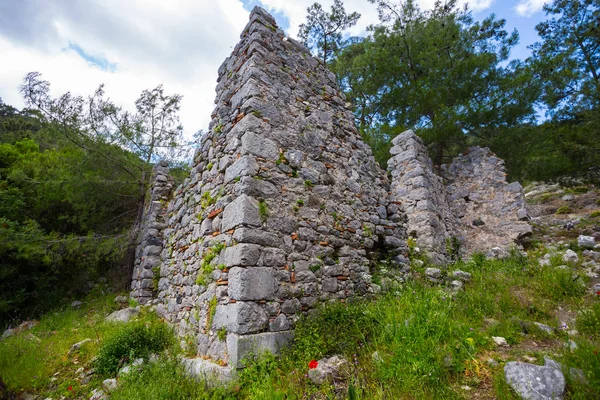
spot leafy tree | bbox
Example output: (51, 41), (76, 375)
(298, 0), (361, 65)
(20, 72), (189, 225)
(0, 108), (132, 323)
(333, 0), (539, 166)
(530, 0), (600, 118)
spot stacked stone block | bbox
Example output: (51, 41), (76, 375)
(145, 7), (408, 369)
(131, 161), (174, 304)
(389, 131), (532, 263)
(442, 147), (532, 256)
(388, 130), (458, 264)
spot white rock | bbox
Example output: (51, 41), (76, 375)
(308, 355), (350, 385)
(71, 301), (83, 309)
(70, 338), (92, 353)
(504, 358), (565, 400)
(89, 389), (108, 400)
(102, 378), (119, 392)
(114, 295), (128, 304)
(492, 336), (509, 347)
(106, 307), (139, 323)
(562, 250), (579, 263)
(577, 235), (596, 249)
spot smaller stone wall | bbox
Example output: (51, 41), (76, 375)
(131, 161), (173, 304)
(388, 130), (457, 264)
(443, 147), (531, 257)
(389, 131), (532, 263)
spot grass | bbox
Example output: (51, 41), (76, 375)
(1, 253), (598, 399)
(0, 288), (118, 397)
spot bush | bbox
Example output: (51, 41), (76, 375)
(556, 206), (572, 215)
(95, 320), (174, 376)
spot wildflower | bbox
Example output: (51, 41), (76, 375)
(308, 360), (318, 369)
(67, 386), (73, 391)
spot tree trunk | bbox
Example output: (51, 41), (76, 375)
(434, 141), (445, 172)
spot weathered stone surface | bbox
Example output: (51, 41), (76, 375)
(227, 331), (294, 368)
(223, 244), (262, 267)
(228, 267), (275, 300)
(102, 378), (119, 392)
(241, 132), (279, 161)
(221, 194), (262, 232)
(70, 338), (92, 353)
(106, 308), (139, 323)
(132, 6), (408, 371)
(212, 302), (268, 334)
(563, 249), (579, 263)
(181, 357), (237, 385)
(224, 156), (259, 183)
(131, 162), (173, 304)
(504, 358), (565, 400)
(578, 235), (596, 249)
(308, 355), (350, 385)
(389, 132), (531, 263)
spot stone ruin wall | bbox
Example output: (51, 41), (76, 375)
(389, 130), (531, 262)
(388, 130), (459, 264)
(443, 147), (532, 257)
(131, 161), (173, 303)
(132, 7), (408, 370)
(130, 6), (532, 373)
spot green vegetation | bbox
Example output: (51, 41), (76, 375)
(258, 199), (269, 222)
(309, 264), (322, 273)
(556, 205), (572, 215)
(1, 253), (598, 399)
(111, 357), (233, 400)
(196, 243), (226, 286)
(207, 297), (218, 331)
(95, 320), (174, 376)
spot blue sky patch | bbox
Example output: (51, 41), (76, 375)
(64, 42), (117, 72)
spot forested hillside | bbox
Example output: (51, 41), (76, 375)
(0, 78), (190, 325)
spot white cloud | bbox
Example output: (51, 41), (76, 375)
(0, 0), (499, 140)
(514, 0), (547, 17)
(0, 0), (250, 138)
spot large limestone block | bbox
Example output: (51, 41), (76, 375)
(212, 302), (268, 334)
(241, 132), (279, 161)
(228, 267), (275, 300)
(224, 155), (259, 183)
(223, 244), (262, 267)
(226, 331), (294, 368)
(221, 194), (262, 232)
(504, 359), (565, 400)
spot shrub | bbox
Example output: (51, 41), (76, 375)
(95, 320), (174, 376)
(555, 206), (572, 214)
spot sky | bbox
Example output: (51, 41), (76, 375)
(0, 0), (549, 139)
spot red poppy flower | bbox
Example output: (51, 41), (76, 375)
(67, 386), (73, 391)
(308, 360), (318, 369)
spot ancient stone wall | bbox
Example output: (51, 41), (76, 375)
(389, 131), (531, 263)
(388, 130), (458, 264)
(137, 7), (408, 370)
(442, 147), (531, 257)
(131, 161), (173, 304)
